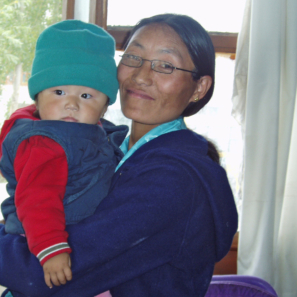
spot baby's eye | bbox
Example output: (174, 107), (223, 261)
(55, 90), (65, 95)
(81, 93), (92, 99)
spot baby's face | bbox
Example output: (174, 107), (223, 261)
(36, 85), (108, 124)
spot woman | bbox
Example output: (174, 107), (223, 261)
(0, 14), (237, 297)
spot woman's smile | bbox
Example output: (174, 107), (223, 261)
(126, 88), (155, 101)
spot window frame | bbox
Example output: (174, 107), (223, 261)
(63, 0), (238, 53)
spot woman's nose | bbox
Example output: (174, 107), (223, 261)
(132, 61), (153, 86)
(65, 96), (79, 110)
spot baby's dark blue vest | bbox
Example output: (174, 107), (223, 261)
(0, 118), (128, 234)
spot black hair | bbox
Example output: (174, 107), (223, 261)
(206, 140), (220, 164)
(124, 13), (216, 117)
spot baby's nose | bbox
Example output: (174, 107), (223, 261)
(65, 96), (79, 110)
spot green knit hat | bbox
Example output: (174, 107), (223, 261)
(28, 20), (118, 105)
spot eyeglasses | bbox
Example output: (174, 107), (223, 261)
(119, 54), (197, 75)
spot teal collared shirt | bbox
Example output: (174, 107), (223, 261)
(115, 117), (187, 172)
(3, 291), (13, 297)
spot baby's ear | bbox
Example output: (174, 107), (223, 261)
(34, 101), (39, 116)
(101, 97), (109, 118)
(33, 108), (41, 119)
(34, 95), (39, 108)
(101, 105), (108, 118)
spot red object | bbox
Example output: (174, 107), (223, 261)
(0, 105), (71, 265)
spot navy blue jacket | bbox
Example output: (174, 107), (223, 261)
(0, 129), (238, 297)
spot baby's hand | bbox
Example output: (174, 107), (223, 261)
(43, 252), (72, 288)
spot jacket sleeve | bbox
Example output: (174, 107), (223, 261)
(14, 135), (71, 265)
(0, 151), (197, 297)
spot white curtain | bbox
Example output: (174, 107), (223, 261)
(232, 0), (297, 296)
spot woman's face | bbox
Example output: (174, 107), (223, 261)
(118, 24), (200, 126)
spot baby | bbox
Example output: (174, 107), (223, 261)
(0, 20), (127, 290)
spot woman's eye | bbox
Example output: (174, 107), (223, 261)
(81, 93), (92, 99)
(126, 54), (140, 61)
(55, 90), (65, 95)
(161, 63), (173, 69)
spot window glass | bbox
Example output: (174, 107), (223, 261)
(108, 0), (246, 32)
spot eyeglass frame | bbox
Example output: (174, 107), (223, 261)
(119, 54), (198, 75)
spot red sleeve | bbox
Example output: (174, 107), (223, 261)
(14, 135), (72, 265)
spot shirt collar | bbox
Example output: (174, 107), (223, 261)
(115, 117), (187, 171)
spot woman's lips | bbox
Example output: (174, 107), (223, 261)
(61, 117), (78, 122)
(127, 89), (154, 100)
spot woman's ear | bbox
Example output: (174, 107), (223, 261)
(189, 75), (213, 103)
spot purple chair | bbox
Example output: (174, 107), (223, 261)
(205, 275), (278, 297)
